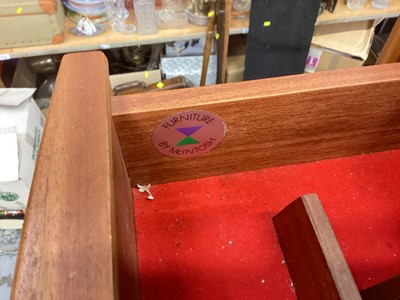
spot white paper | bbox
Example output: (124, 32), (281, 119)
(0, 88), (35, 106)
(0, 127), (19, 182)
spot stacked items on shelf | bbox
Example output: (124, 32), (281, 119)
(65, 0), (135, 35)
(0, 86), (44, 300)
(63, 0), (109, 22)
(347, 0), (392, 10)
(66, 0), (252, 37)
(0, 88), (45, 230)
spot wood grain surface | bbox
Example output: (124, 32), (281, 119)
(111, 122), (140, 300)
(273, 194), (362, 300)
(112, 63), (400, 185)
(12, 52), (139, 299)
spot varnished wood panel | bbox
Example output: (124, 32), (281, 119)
(112, 63), (400, 185)
(273, 194), (362, 300)
(111, 123), (140, 300)
(11, 52), (138, 300)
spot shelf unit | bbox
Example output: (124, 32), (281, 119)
(0, 0), (399, 60)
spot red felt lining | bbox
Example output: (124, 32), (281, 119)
(133, 150), (400, 299)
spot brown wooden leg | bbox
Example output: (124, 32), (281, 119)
(273, 194), (362, 300)
(376, 17), (400, 64)
(216, 0), (231, 84)
(200, 0), (217, 86)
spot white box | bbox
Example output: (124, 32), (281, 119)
(0, 88), (45, 215)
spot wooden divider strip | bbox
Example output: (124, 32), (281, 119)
(273, 194), (362, 300)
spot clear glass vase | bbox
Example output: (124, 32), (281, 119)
(133, 0), (157, 35)
(103, 0), (136, 34)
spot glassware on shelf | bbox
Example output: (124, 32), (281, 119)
(187, 0), (210, 26)
(371, 0), (391, 9)
(346, 0), (366, 10)
(133, 0), (158, 35)
(157, 0), (188, 29)
(103, 0), (136, 34)
(232, 0), (251, 12)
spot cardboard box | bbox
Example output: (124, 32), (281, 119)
(226, 55), (245, 83)
(0, 88), (45, 218)
(225, 35), (247, 83)
(305, 20), (374, 73)
(305, 47), (363, 73)
(0, 0), (65, 49)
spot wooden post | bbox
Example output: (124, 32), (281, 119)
(376, 17), (400, 64)
(200, 0), (217, 86)
(216, 0), (231, 84)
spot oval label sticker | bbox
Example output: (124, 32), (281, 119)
(152, 110), (226, 158)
